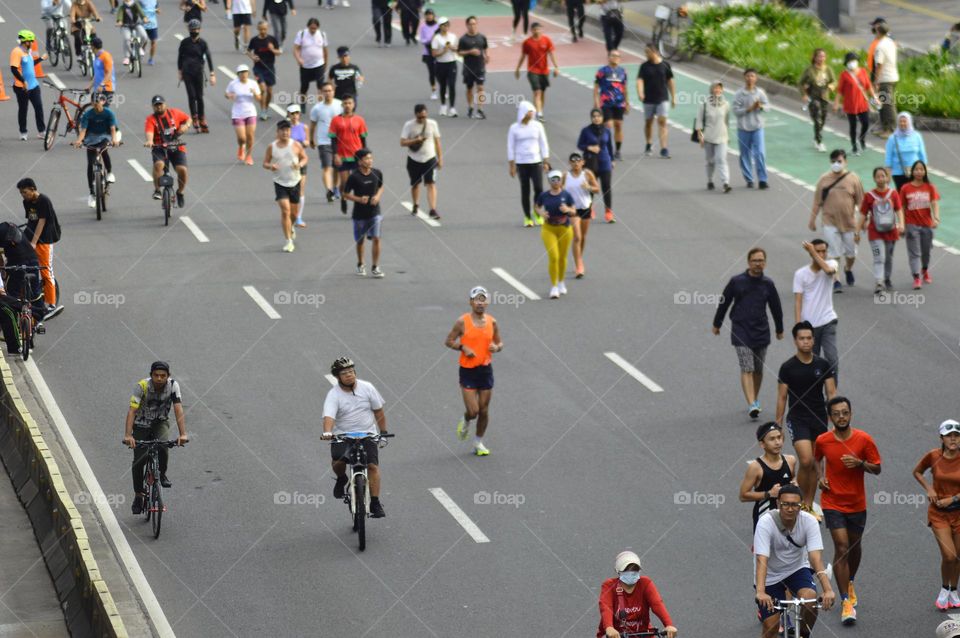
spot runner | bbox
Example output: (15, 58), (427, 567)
(287, 104), (309, 226)
(342, 149), (385, 277)
(431, 17), (458, 117)
(815, 396), (882, 625)
(899, 159), (941, 290)
(457, 16), (489, 120)
(292, 18), (328, 107)
(262, 0), (295, 46)
(857, 166), (904, 294)
(635, 42), (675, 159)
(400, 104), (442, 220)
(913, 419), (960, 611)
(507, 100), (550, 227)
(418, 9), (440, 100)
(793, 239), (840, 384)
(594, 51), (629, 160)
(445, 286), (502, 457)
(535, 169), (576, 299)
(775, 321), (837, 515)
(225, 64), (261, 166)
(328, 94), (368, 214)
(263, 119), (308, 253)
(739, 422), (797, 532)
(577, 109), (615, 222)
(563, 152), (599, 278)
(177, 19), (215, 133)
(226, 0), (254, 51)
(515, 23), (558, 121)
(307, 82), (342, 203)
(809, 149), (864, 293)
(179, 0), (206, 26)
(140, 0), (160, 65)
(597, 550), (677, 638)
(328, 46), (363, 104)
(246, 20), (280, 120)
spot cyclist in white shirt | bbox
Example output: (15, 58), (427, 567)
(41, 0), (72, 51)
(225, 63), (261, 165)
(307, 81), (342, 202)
(321, 358), (388, 518)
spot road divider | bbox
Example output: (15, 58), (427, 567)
(127, 158), (153, 182)
(244, 286), (281, 319)
(429, 487), (490, 543)
(491, 267), (540, 301)
(180, 216), (209, 242)
(400, 201), (441, 227)
(604, 352), (664, 393)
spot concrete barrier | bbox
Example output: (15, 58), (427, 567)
(0, 356), (127, 638)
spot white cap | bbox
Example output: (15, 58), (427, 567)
(286, 104), (301, 114)
(937, 619), (960, 638)
(236, 63), (250, 73)
(469, 286), (488, 300)
(614, 550), (641, 572)
(547, 169), (563, 181)
(941, 419), (960, 436)
(438, 16), (450, 25)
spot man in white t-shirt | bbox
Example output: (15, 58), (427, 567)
(308, 81), (342, 203)
(400, 103), (443, 220)
(793, 239), (840, 384)
(226, 0), (255, 51)
(321, 357), (389, 518)
(293, 17), (328, 106)
(754, 485), (835, 638)
(871, 22), (898, 136)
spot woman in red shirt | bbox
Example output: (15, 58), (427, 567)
(598, 551), (677, 638)
(857, 166), (904, 293)
(833, 52), (876, 156)
(898, 160), (941, 289)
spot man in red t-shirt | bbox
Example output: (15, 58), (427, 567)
(597, 550), (677, 638)
(514, 23), (558, 121)
(143, 95), (192, 206)
(814, 396), (881, 626)
(328, 94), (368, 214)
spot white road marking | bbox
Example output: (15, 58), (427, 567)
(127, 158), (153, 182)
(173, 33), (184, 41)
(218, 65), (237, 80)
(428, 488), (490, 543)
(46, 73), (65, 89)
(934, 240), (960, 255)
(269, 102), (286, 116)
(491, 267), (541, 301)
(324, 374), (338, 386)
(0, 15), (5, 23)
(604, 352), (664, 393)
(23, 359), (176, 638)
(400, 201), (441, 227)
(243, 285), (281, 319)
(180, 216), (209, 242)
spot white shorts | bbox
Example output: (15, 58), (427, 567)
(823, 225), (857, 259)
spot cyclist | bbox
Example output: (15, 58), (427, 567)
(597, 550), (677, 638)
(754, 484), (836, 638)
(41, 0), (72, 52)
(143, 95), (191, 206)
(740, 422), (798, 533)
(320, 358), (389, 518)
(177, 19), (216, 133)
(115, 0), (148, 67)
(0, 223), (46, 356)
(123, 361), (189, 516)
(69, 0), (101, 57)
(87, 38), (115, 105)
(73, 92), (118, 208)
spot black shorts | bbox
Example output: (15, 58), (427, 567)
(151, 147), (187, 167)
(823, 509), (867, 532)
(274, 182), (302, 203)
(575, 207), (592, 219)
(232, 13), (252, 27)
(459, 364), (494, 390)
(463, 67), (485, 88)
(786, 417), (828, 443)
(330, 438), (379, 465)
(299, 65), (325, 88)
(406, 157), (438, 186)
(602, 105), (625, 121)
(528, 72), (550, 92)
(254, 63), (276, 87)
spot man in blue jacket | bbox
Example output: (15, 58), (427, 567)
(712, 247), (784, 420)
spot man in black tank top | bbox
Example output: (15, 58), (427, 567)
(740, 422), (798, 531)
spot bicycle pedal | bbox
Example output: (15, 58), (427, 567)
(34, 324), (46, 335)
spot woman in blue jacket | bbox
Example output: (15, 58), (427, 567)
(577, 109), (616, 223)
(885, 111), (927, 190)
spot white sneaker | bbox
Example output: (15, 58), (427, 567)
(430, 90), (438, 100)
(557, 281), (567, 295)
(438, 104), (447, 116)
(816, 142), (827, 152)
(950, 590), (960, 608)
(549, 286), (560, 299)
(282, 239), (295, 253)
(448, 107), (458, 118)
(937, 587), (951, 611)
(106, 172), (116, 183)
(19, 133), (28, 141)
(87, 195), (96, 208)
(341, 0), (350, 6)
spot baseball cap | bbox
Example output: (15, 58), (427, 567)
(469, 286), (488, 300)
(869, 16), (886, 25)
(569, 152), (582, 161)
(547, 169), (563, 181)
(438, 16), (450, 25)
(286, 104), (301, 114)
(424, 7), (435, 14)
(151, 95), (165, 105)
(236, 63), (250, 73)
(615, 550), (641, 572)
(940, 420), (960, 436)
(756, 422), (782, 442)
(937, 619), (960, 638)
(337, 46), (350, 57)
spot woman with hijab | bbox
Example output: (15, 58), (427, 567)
(696, 80), (731, 193)
(799, 48), (836, 153)
(884, 111), (927, 190)
(507, 100), (550, 227)
(577, 108), (615, 222)
(834, 51), (876, 156)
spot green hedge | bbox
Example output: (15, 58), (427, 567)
(682, 2), (960, 118)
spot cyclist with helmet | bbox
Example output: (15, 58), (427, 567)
(144, 95), (191, 206)
(10, 31), (48, 141)
(598, 550), (678, 638)
(73, 92), (119, 209)
(0, 222), (44, 356)
(177, 19), (216, 133)
(123, 361), (189, 515)
(87, 37), (115, 104)
(321, 358), (388, 518)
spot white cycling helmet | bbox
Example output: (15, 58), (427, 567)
(614, 550), (641, 572)
(937, 618), (960, 638)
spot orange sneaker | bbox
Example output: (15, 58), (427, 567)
(236, 146), (245, 161)
(604, 209), (615, 223)
(244, 154), (254, 166)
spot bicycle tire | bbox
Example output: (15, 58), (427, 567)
(61, 35), (73, 71)
(143, 466), (153, 521)
(665, 22), (682, 60)
(95, 172), (104, 220)
(43, 108), (60, 151)
(50, 40), (60, 67)
(162, 188), (171, 226)
(151, 482), (163, 539)
(19, 315), (30, 361)
(135, 54), (142, 78)
(655, 24), (669, 59)
(353, 475), (366, 551)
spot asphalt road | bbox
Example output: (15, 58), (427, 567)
(1, 1), (959, 636)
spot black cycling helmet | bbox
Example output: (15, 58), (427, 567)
(0, 222), (22, 244)
(330, 357), (354, 376)
(150, 361), (170, 374)
(188, 19), (202, 31)
(151, 94), (165, 106)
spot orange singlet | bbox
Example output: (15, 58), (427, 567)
(458, 312), (494, 368)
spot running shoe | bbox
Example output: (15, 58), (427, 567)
(749, 401), (760, 420)
(430, 89), (438, 100)
(106, 172), (116, 183)
(341, 0), (350, 6)
(467, 107), (473, 119)
(356, 264), (366, 276)
(923, 269), (933, 284)
(604, 209), (615, 223)
(833, 280), (843, 293)
(429, 209), (440, 220)
(148, 58), (154, 66)
(326, 189), (334, 203)
(371, 265), (385, 278)
(456, 417), (469, 441)
(152, 189), (162, 200)
(644, 144), (652, 157)
(659, 148), (670, 159)
(475, 110), (486, 120)
(913, 276), (922, 290)
(333, 475), (347, 499)
(758, 181), (769, 190)
(176, 191), (185, 208)
(44, 305), (65, 320)
(707, 182), (715, 191)
(848, 582), (858, 607)
(874, 283), (884, 295)
(614, 150), (622, 161)
(557, 281), (567, 295)
(949, 589), (960, 608)
(474, 442), (490, 456)
(523, 218), (534, 228)
(370, 499), (385, 517)
(19, 133), (27, 141)
(536, 112), (544, 122)
(937, 588), (951, 611)
(845, 269), (855, 286)
(549, 286), (560, 299)
(723, 183), (732, 193)
(88, 194), (96, 208)
(532, 211), (544, 226)
(244, 154), (254, 166)
(259, 110), (269, 121)
(816, 142), (826, 152)
(283, 239), (295, 253)
(131, 495), (144, 515)
(160, 475), (172, 488)
(438, 104), (447, 116)
(411, 204), (419, 216)
(841, 599), (856, 625)
(884, 278), (893, 290)
(746, 181), (754, 189)
(448, 107), (458, 118)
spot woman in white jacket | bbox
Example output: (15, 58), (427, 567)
(695, 81), (731, 193)
(507, 100), (550, 227)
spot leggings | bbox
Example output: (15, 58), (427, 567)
(566, 1), (585, 35)
(14, 86), (45, 134)
(596, 170), (612, 210)
(436, 61), (457, 107)
(601, 14), (624, 51)
(183, 72), (206, 118)
(422, 54), (437, 89)
(905, 224), (933, 275)
(372, 6), (392, 44)
(267, 11), (287, 44)
(847, 111), (869, 151)
(542, 224), (574, 286)
(511, 0), (529, 34)
(517, 163), (543, 220)
(808, 97), (828, 144)
(400, 9), (419, 43)
(869, 239), (895, 283)
(86, 144), (113, 194)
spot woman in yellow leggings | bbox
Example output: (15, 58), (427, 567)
(535, 170), (577, 298)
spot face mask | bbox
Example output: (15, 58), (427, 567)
(846, 61), (858, 71)
(831, 161), (844, 173)
(619, 571), (641, 586)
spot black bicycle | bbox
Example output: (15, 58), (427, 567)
(45, 15), (73, 70)
(76, 18), (97, 77)
(154, 141), (185, 226)
(621, 630), (669, 637)
(652, 4), (690, 60)
(135, 439), (180, 539)
(123, 24), (144, 78)
(0, 265), (46, 361)
(329, 432), (394, 551)
(81, 140), (115, 219)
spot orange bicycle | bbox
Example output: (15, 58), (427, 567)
(43, 81), (90, 151)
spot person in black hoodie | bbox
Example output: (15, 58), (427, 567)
(0, 222), (44, 356)
(177, 19), (216, 132)
(262, 0), (295, 46)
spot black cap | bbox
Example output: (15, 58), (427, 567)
(569, 152), (582, 161)
(756, 422), (781, 441)
(337, 46), (350, 57)
(151, 95), (165, 105)
(869, 16), (886, 25)
(424, 7), (435, 14)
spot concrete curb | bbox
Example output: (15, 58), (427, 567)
(0, 356), (128, 638)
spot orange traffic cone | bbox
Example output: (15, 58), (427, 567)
(31, 41), (46, 79)
(0, 70), (9, 101)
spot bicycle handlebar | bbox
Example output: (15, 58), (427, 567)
(43, 80), (89, 95)
(773, 597), (822, 609)
(132, 439), (183, 448)
(327, 433), (395, 442)
(621, 630), (667, 637)
(1, 265), (48, 272)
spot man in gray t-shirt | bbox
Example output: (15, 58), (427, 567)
(400, 103), (443, 220)
(732, 68), (770, 189)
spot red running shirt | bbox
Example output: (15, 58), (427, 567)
(597, 577), (673, 637)
(328, 113), (368, 161)
(522, 35), (554, 76)
(814, 428), (881, 513)
(899, 182), (940, 227)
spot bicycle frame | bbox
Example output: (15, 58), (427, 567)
(47, 83), (89, 132)
(773, 597), (821, 638)
(0, 265), (46, 360)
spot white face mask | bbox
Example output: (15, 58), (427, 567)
(831, 161), (844, 173)
(846, 61), (858, 71)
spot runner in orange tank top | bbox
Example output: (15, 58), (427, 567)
(444, 286), (502, 456)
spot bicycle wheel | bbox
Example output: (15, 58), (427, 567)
(353, 475), (366, 551)
(151, 482), (163, 539)
(43, 108), (60, 151)
(95, 172), (104, 220)
(50, 39), (60, 67)
(61, 35), (73, 71)
(19, 315), (30, 361)
(162, 187), (172, 226)
(134, 46), (142, 78)
(71, 104), (91, 137)
(654, 24), (669, 59)
(665, 22), (683, 60)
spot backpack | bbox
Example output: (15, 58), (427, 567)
(870, 189), (896, 233)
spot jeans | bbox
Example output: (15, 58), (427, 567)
(516, 163), (544, 220)
(808, 98), (828, 144)
(436, 61), (456, 107)
(847, 111), (869, 151)
(601, 14), (624, 51)
(869, 239), (895, 283)
(704, 141), (729, 185)
(813, 320), (839, 384)
(14, 86), (45, 134)
(905, 224), (933, 275)
(737, 128), (767, 184)
(878, 82), (896, 132)
(372, 5), (392, 44)
(267, 11), (287, 44)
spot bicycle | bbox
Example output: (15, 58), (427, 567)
(153, 140), (186, 226)
(652, 4), (689, 60)
(0, 265), (46, 362)
(43, 81), (90, 151)
(134, 439), (180, 539)
(14, 224), (60, 308)
(83, 141), (114, 220)
(125, 25), (144, 78)
(773, 597), (823, 638)
(328, 432), (394, 551)
(76, 18), (97, 77)
(621, 630), (668, 637)
(45, 16), (73, 70)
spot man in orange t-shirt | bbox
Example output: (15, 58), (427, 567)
(814, 396), (881, 626)
(514, 22), (558, 121)
(444, 286), (502, 456)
